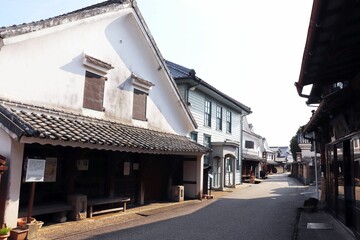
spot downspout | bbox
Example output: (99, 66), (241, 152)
(239, 113), (244, 184)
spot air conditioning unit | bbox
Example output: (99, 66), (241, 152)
(171, 185), (184, 202)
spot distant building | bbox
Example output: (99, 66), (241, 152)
(290, 133), (317, 185)
(260, 138), (275, 177)
(242, 117), (265, 180)
(166, 60), (252, 191)
(269, 146), (292, 173)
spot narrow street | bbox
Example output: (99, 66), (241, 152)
(53, 173), (311, 240)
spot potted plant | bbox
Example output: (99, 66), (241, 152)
(0, 224), (11, 240)
(9, 228), (28, 240)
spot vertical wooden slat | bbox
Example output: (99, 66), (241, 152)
(83, 71), (105, 111)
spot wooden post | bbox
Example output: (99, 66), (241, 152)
(27, 182), (36, 223)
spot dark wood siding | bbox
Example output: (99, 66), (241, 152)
(133, 89), (147, 121)
(83, 71), (105, 111)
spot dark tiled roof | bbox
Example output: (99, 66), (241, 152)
(0, 99), (209, 154)
(166, 60), (252, 114)
(242, 153), (264, 162)
(165, 60), (196, 79)
(0, 0), (130, 38)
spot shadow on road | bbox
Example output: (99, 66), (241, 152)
(71, 174), (311, 240)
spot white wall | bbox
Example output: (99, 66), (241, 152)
(242, 117), (263, 158)
(183, 155), (203, 199)
(188, 89), (241, 145)
(243, 131), (262, 157)
(299, 143), (313, 161)
(0, 9), (193, 136)
(0, 130), (25, 227)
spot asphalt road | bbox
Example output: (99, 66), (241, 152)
(67, 173), (310, 240)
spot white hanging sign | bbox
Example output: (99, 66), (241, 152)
(25, 158), (46, 182)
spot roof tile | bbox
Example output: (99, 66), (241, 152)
(0, 99), (209, 154)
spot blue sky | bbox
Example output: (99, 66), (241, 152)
(0, 0), (314, 146)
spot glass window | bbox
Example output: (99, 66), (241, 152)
(204, 100), (211, 127)
(190, 132), (198, 142)
(245, 141), (254, 149)
(336, 143), (344, 200)
(212, 156), (221, 188)
(216, 105), (222, 131)
(226, 110), (232, 133)
(335, 142), (346, 222)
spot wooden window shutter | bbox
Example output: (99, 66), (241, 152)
(83, 71), (105, 111)
(133, 89), (147, 121)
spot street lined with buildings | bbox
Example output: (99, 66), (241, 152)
(2, 1), (360, 239)
(37, 173), (313, 240)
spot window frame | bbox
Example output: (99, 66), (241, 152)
(190, 132), (198, 142)
(83, 70), (106, 111)
(245, 140), (255, 149)
(132, 88), (148, 121)
(204, 99), (212, 127)
(216, 105), (223, 131)
(131, 73), (154, 122)
(226, 110), (232, 133)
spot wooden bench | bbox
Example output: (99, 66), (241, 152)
(87, 197), (130, 218)
(18, 202), (73, 217)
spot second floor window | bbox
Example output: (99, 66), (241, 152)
(83, 71), (105, 111)
(133, 89), (147, 121)
(190, 132), (198, 142)
(204, 99), (211, 127)
(245, 140), (255, 149)
(216, 105), (222, 130)
(226, 110), (232, 133)
(82, 54), (113, 112)
(131, 73), (154, 122)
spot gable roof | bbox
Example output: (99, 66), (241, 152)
(0, 0), (130, 39)
(270, 146), (289, 158)
(166, 60), (252, 114)
(295, 0), (360, 134)
(0, 98), (209, 155)
(0, 0), (198, 129)
(295, 0), (360, 104)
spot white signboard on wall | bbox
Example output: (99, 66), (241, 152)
(25, 158), (46, 182)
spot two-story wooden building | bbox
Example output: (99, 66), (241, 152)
(0, 0), (209, 227)
(166, 60), (252, 191)
(295, 0), (360, 237)
(242, 117), (265, 180)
